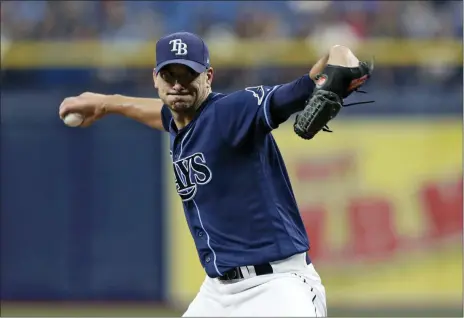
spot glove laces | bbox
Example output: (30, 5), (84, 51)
(343, 89), (375, 107)
(323, 89), (375, 133)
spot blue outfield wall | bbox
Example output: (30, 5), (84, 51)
(1, 89), (166, 301)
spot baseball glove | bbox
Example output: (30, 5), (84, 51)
(294, 59), (374, 140)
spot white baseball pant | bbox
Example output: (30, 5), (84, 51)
(183, 252), (327, 317)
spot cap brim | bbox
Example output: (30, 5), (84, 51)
(155, 59), (207, 74)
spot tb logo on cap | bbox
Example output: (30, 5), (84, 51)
(169, 39), (188, 56)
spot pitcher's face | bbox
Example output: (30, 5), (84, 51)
(154, 64), (213, 113)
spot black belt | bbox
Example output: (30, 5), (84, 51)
(218, 253), (311, 281)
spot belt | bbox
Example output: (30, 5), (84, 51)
(218, 253), (311, 282)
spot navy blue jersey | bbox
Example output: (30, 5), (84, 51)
(161, 86), (309, 278)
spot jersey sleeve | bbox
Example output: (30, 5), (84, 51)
(214, 85), (281, 147)
(160, 104), (172, 132)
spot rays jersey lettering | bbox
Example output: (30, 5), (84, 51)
(171, 152), (212, 201)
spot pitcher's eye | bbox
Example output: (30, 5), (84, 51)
(160, 71), (171, 80)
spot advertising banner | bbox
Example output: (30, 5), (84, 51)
(167, 118), (462, 306)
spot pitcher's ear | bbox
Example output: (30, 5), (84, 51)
(206, 67), (214, 86)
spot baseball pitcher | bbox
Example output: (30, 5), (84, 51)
(59, 32), (373, 317)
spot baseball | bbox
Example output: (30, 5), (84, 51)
(63, 113), (84, 127)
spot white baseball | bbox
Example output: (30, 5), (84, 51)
(63, 113), (84, 127)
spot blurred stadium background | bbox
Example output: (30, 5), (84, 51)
(1, 0), (462, 317)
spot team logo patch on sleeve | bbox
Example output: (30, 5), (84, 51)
(245, 85), (266, 106)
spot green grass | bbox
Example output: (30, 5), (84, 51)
(0, 302), (183, 317)
(2, 302), (462, 317)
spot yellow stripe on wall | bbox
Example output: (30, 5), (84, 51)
(1, 39), (462, 68)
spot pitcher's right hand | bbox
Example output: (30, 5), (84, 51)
(59, 92), (108, 127)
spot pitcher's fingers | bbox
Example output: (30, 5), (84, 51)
(79, 116), (95, 128)
(59, 107), (68, 120)
(59, 97), (77, 119)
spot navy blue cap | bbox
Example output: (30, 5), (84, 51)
(155, 32), (210, 74)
